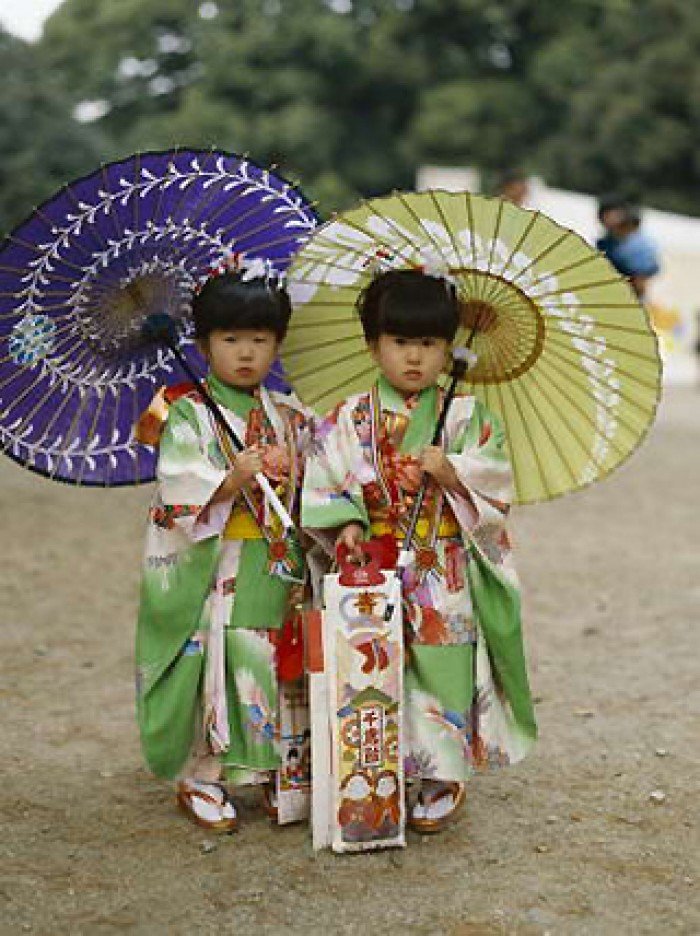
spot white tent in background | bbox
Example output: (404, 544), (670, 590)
(417, 166), (700, 386)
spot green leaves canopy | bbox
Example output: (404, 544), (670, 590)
(1, 0), (698, 232)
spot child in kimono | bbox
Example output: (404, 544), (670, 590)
(136, 268), (310, 832)
(302, 269), (537, 834)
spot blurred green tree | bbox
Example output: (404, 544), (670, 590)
(0, 0), (695, 229)
(533, 0), (700, 214)
(0, 29), (107, 234)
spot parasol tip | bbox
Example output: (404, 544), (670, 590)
(142, 312), (178, 345)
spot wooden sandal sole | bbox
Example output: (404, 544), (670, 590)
(407, 783), (466, 834)
(176, 784), (239, 833)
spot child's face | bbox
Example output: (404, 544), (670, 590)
(198, 328), (279, 389)
(601, 208), (635, 238)
(369, 335), (449, 394)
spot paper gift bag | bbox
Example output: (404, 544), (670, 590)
(309, 542), (406, 853)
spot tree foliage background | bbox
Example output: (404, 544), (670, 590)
(2, 0), (699, 232)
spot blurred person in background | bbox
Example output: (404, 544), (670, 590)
(496, 170), (531, 208)
(597, 195), (660, 303)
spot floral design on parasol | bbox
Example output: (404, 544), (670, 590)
(282, 189), (661, 504)
(0, 149), (317, 486)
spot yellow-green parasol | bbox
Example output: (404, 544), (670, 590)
(282, 190), (661, 505)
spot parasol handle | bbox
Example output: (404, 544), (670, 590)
(383, 334), (477, 621)
(253, 474), (295, 531)
(147, 318), (295, 532)
(399, 367), (463, 548)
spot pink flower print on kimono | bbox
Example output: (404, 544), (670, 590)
(411, 605), (452, 646)
(260, 444), (291, 483)
(351, 413), (373, 447)
(390, 453), (422, 495)
(308, 468), (365, 505)
(424, 703), (471, 761)
(350, 398), (373, 447)
(307, 414), (337, 458)
(478, 420), (493, 448)
(328, 469), (367, 501)
(473, 523), (511, 564)
(150, 504), (200, 530)
(401, 566), (433, 608)
(237, 669), (276, 742)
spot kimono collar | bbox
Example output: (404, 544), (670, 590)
(375, 374), (438, 454)
(206, 374), (287, 448)
(206, 373), (260, 419)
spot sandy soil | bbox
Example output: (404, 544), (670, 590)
(1, 388), (698, 936)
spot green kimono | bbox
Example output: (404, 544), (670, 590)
(136, 376), (309, 782)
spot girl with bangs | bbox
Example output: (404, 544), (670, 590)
(302, 269), (537, 834)
(136, 267), (312, 832)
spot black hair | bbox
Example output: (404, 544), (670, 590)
(496, 169), (528, 192)
(356, 269), (460, 342)
(597, 193), (641, 227)
(192, 271), (292, 340)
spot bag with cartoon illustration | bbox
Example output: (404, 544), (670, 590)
(308, 542), (406, 852)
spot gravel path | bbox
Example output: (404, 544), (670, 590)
(2, 389), (698, 935)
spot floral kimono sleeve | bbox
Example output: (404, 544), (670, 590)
(445, 398), (514, 532)
(272, 390), (316, 482)
(156, 396), (231, 542)
(301, 401), (370, 545)
(446, 399), (537, 746)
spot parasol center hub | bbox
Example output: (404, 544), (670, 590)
(78, 264), (193, 358)
(460, 298), (497, 330)
(455, 271), (545, 384)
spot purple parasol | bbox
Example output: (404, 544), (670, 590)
(0, 149), (318, 486)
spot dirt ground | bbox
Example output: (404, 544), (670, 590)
(1, 387), (698, 936)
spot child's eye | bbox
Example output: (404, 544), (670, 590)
(224, 335), (238, 343)
(422, 338), (437, 347)
(394, 337), (408, 346)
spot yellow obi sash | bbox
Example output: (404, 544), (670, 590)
(224, 504), (264, 540)
(223, 500), (287, 540)
(369, 513), (460, 540)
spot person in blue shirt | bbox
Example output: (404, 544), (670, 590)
(597, 195), (660, 302)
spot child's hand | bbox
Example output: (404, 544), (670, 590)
(335, 522), (365, 561)
(421, 446), (459, 490)
(230, 446), (263, 487)
(211, 446), (263, 503)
